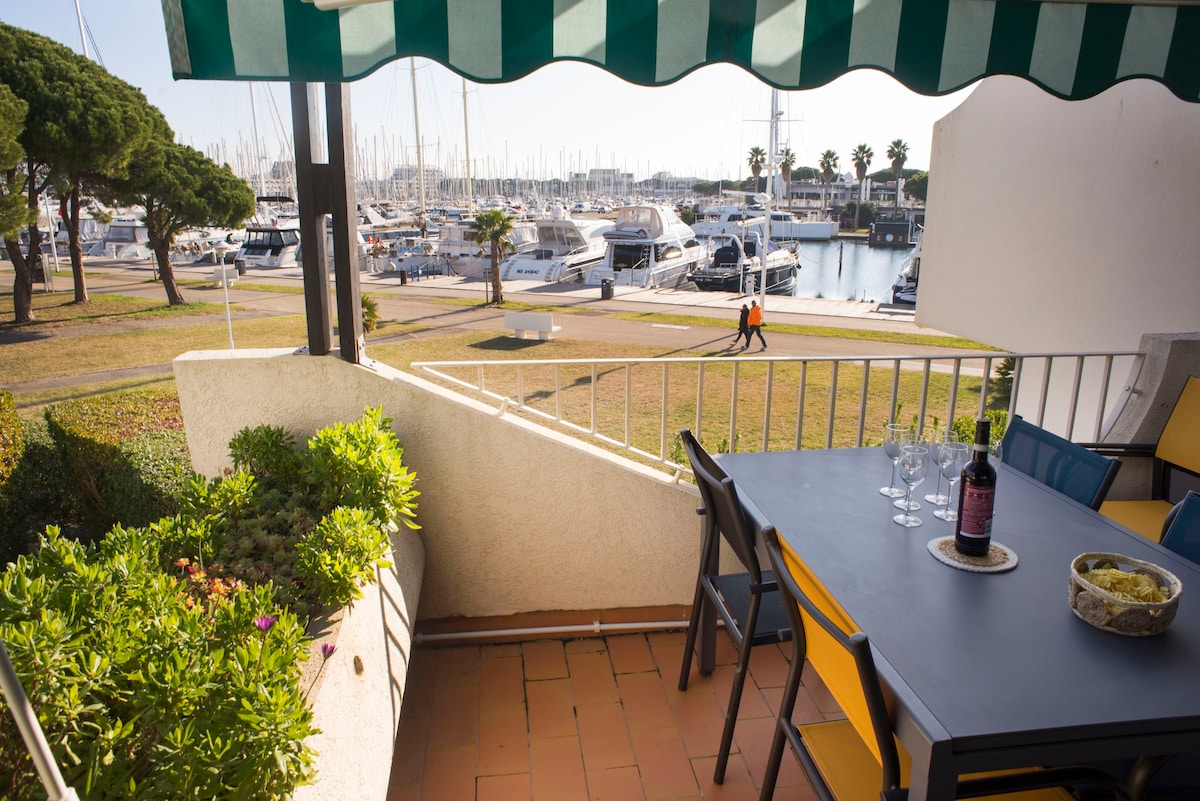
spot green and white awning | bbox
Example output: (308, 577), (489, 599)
(160, 0), (1200, 101)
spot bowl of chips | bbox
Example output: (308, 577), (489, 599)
(1069, 552), (1182, 636)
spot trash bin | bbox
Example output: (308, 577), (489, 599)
(600, 278), (613, 300)
(399, 269), (408, 285)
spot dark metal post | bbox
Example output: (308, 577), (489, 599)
(290, 82), (333, 357)
(325, 83), (364, 364)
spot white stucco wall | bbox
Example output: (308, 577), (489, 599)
(919, 77), (1200, 354)
(173, 349), (700, 621)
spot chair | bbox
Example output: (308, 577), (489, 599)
(1099, 376), (1200, 541)
(677, 429), (792, 784)
(757, 523), (1130, 801)
(1160, 491), (1200, 565)
(1000, 415), (1121, 511)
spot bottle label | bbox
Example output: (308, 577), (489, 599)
(959, 485), (995, 538)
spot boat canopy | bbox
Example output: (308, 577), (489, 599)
(161, 0), (1200, 103)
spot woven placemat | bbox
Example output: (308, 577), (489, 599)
(927, 536), (1018, 573)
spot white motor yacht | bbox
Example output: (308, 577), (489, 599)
(688, 232), (798, 295)
(499, 205), (613, 283)
(586, 204), (706, 288)
(768, 210), (840, 241)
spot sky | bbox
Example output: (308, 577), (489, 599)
(3, 0), (976, 184)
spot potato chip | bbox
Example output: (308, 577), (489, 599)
(1082, 567), (1170, 604)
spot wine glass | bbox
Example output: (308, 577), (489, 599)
(893, 444), (929, 527)
(934, 441), (970, 522)
(924, 430), (957, 506)
(893, 433), (927, 511)
(879, 423), (908, 499)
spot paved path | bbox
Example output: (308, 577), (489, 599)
(2, 257), (969, 395)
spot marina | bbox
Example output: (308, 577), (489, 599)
(791, 238), (913, 303)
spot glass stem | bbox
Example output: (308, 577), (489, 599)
(890, 461), (899, 492)
(903, 483), (912, 516)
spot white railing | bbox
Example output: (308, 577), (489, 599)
(411, 349), (1145, 472)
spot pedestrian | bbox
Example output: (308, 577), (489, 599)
(743, 299), (767, 351)
(732, 303), (749, 345)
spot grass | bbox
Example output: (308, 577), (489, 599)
(2, 284), (1002, 454)
(0, 291), (230, 328)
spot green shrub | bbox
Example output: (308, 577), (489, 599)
(952, 409), (1009, 453)
(0, 528), (317, 800)
(0, 418), (81, 565)
(0, 391), (20, 487)
(0, 407), (420, 799)
(44, 389), (190, 533)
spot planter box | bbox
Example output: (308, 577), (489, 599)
(295, 529), (425, 801)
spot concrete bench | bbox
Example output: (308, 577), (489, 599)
(213, 264), (238, 287)
(504, 310), (561, 341)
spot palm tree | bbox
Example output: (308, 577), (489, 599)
(851, 143), (873, 230)
(887, 138), (909, 212)
(747, 147), (767, 193)
(472, 207), (514, 304)
(779, 147), (796, 210)
(818, 149), (839, 216)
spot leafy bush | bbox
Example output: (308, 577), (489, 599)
(44, 389), (190, 534)
(0, 418), (80, 565)
(361, 293), (380, 333)
(154, 406), (418, 619)
(0, 528), (316, 800)
(952, 409), (1009, 453)
(0, 391), (20, 487)
(0, 407), (421, 799)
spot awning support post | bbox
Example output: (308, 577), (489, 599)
(289, 82), (364, 364)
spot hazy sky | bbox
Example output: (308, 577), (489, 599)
(4, 0), (976, 182)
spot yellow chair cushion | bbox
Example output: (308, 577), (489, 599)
(1100, 499), (1176, 542)
(801, 718), (1077, 801)
(1157, 376), (1200, 475)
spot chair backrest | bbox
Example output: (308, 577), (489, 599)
(1161, 491), (1200, 565)
(679, 429), (762, 578)
(1156, 375), (1200, 476)
(1000, 415), (1121, 510)
(760, 524), (902, 789)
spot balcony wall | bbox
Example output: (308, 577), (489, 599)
(173, 348), (701, 621)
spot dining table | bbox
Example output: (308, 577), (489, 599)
(715, 446), (1200, 801)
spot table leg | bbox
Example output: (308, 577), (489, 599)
(1128, 754), (1171, 801)
(905, 744), (958, 801)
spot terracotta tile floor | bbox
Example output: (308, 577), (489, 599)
(386, 629), (839, 801)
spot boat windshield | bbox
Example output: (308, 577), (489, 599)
(245, 229), (299, 248)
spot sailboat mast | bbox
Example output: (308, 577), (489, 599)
(73, 0), (90, 58)
(761, 89), (783, 306)
(410, 58), (427, 220)
(462, 78), (474, 214)
(248, 84), (267, 199)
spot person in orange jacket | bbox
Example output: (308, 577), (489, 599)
(743, 299), (767, 351)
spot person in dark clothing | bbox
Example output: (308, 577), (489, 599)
(732, 303), (750, 346)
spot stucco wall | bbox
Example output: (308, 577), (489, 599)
(919, 77), (1200, 354)
(173, 349), (700, 621)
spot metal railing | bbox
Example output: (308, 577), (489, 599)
(411, 349), (1145, 473)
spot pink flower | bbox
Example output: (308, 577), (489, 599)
(321, 643), (336, 659)
(254, 616), (278, 632)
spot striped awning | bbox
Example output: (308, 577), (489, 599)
(160, 0), (1200, 102)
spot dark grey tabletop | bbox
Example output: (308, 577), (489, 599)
(717, 447), (1200, 800)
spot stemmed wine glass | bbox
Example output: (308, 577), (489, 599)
(893, 444), (929, 527)
(924, 430), (958, 506)
(893, 433), (927, 511)
(879, 423), (908, 499)
(934, 441), (970, 522)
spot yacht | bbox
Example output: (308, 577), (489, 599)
(86, 219), (153, 260)
(690, 203), (768, 241)
(768, 210), (840, 241)
(499, 206), (613, 283)
(688, 232), (799, 294)
(233, 223), (301, 270)
(586, 204), (706, 288)
(436, 217), (539, 279)
(890, 235), (922, 304)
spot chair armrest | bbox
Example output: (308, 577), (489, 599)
(1077, 442), (1157, 459)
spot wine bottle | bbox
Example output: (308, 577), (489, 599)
(955, 419), (996, 556)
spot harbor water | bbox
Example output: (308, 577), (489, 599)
(791, 239), (912, 304)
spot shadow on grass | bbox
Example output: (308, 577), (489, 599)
(468, 336), (548, 352)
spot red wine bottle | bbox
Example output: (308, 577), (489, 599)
(955, 420), (996, 556)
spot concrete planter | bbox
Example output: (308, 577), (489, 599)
(294, 528), (425, 801)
